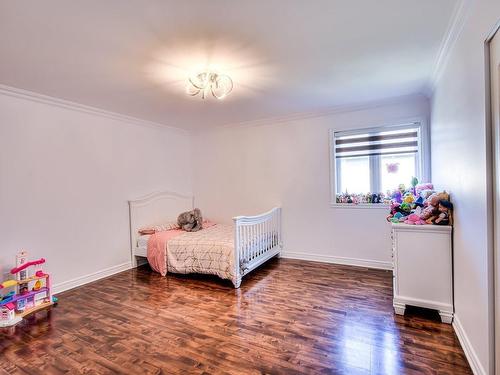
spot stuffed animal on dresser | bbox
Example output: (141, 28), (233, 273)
(177, 208), (203, 232)
(429, 200), (453, 225)
(421, 191), (449, 221)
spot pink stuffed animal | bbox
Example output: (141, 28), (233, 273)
(416, 183), (434, 196)
(404, 213), (426, 225)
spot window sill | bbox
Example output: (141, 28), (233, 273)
(330, 203), (390, 209)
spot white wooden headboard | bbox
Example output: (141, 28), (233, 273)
(128, 191), (194, 265)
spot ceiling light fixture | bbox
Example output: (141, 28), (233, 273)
(186, 71), (233, 99)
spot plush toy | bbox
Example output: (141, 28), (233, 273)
(403, 193), (415, 204)
(387, 212), (404, 223)
(177, 208), (203, 232)
(421, 191), (449, 221)
(416, 183), (434, 196)
(391, 190), (403, 204)
(421, 205), (437, 220)
(394, 212), (405, 221)
(427, 191), (450, 207)
(410, 177), (418, 195)
(419, 189), (435, 200)
(414, 196), (425, 207)
(431, 200), (453, 225)
(399, 202), (411, 214)
(386, 202), (399, 222)
(404, 213), (426, 225)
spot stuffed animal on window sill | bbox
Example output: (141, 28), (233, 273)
(177, 208), (203, 232)
(426, 200), (453, 226)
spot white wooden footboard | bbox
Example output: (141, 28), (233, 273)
(232, 207), (282, 288)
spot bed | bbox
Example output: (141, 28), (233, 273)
(129, 191), (282, 288)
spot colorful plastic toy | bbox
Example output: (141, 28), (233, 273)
(0, 250), (56, 327)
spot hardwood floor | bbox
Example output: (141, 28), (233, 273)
(0, 258), (471, 375)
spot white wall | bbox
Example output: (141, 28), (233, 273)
(430, 1), (500, 374)
(0, 90), (192, 291)
(193, 96), (429, 268)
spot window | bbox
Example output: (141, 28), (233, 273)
(331, 122), (427, 205)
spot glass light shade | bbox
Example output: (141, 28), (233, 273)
(187, 72), (233, 99)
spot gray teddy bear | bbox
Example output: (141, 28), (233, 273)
(177, 208), (203, 232)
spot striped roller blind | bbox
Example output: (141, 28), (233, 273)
(334, 125), (420, 159)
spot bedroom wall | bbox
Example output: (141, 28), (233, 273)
(193, 95), (429, 269)
(430, 1), (499, 374)
(0, 88), (192, 292)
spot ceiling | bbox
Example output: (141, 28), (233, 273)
(0, 1), (457, 130)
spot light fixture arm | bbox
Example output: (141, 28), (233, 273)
(187, 71), (233, 100)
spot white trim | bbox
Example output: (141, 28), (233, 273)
(52, 261), (132, 295)
(0, 84), (188, 135)
(333, 122), (421, 137)
(426, 0), (473, 95)
(329, 128), (337, 205)
(393, 295), (452, 311)
(213, 94), (427, 130)
(486, 21), (500, 375)
(0, 84), (427, 134)
(330, 117), (430, 205)
(453, 315), (487, 375)
(391, 222), (452, 233)
(281, 251), (392, 270)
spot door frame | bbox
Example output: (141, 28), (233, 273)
(486, 19), (500, 375)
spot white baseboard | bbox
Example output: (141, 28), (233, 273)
(53, 261), (132, 295)
(281, 251), (392, 270)
(453, 314), (486, 375)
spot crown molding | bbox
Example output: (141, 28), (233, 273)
(0, 84), (188, 135)
(426, 0), (473, 96)
(211, 93), (428, 131)
(0, 84), (427, 134)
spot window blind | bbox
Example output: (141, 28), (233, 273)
(334, 126), (419, 159)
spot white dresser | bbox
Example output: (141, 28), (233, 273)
(391, 223), (453, 323)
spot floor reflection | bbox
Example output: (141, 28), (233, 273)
(340, 313), (401, 374)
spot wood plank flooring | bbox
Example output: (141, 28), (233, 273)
(0, 258), (471, 374)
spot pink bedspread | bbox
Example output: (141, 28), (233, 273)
(146, 221), (217, 276)
(146, 229), (184, 276)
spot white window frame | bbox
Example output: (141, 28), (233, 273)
(329, 118), (430, 208)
